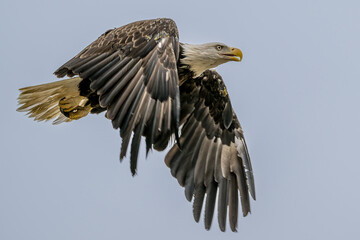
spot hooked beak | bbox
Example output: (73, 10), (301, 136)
(221, 47), (243, 62)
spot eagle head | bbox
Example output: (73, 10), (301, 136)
(181, 42), (243, 77)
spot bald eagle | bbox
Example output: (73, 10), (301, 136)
(17, 18), (255, 232)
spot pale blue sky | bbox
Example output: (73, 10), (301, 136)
(1, 0), (360, 239)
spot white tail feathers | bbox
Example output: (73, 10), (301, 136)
(17, 77), (84, 124)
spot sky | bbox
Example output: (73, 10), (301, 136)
(1, 0), (360, 239)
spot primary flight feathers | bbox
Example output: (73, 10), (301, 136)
(17, 18), (255, 232)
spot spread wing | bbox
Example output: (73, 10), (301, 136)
(54, 18), (180, 175)
(165, 70), (255, 232)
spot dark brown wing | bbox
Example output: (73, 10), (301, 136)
(165, 70), (255, 232)
(54, 18), (180, 175)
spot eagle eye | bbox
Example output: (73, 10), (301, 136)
(216, 45), (223, 51)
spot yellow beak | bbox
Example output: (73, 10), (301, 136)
(229, 47), (243, 62)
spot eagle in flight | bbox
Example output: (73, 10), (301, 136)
(17, 18), (255, 232)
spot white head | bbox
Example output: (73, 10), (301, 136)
(180, 42), (243, 77)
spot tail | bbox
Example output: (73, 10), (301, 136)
(17, 77), (92, 124)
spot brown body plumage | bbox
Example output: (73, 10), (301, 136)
(17, 18), (254, 232)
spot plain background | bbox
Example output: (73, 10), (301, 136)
(1, 0), (360, 239)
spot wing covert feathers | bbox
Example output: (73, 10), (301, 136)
(165, 70), (255, 232)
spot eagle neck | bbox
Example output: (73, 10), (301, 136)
(178, 44), (196, 85)
(179, 43), (210, 77)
